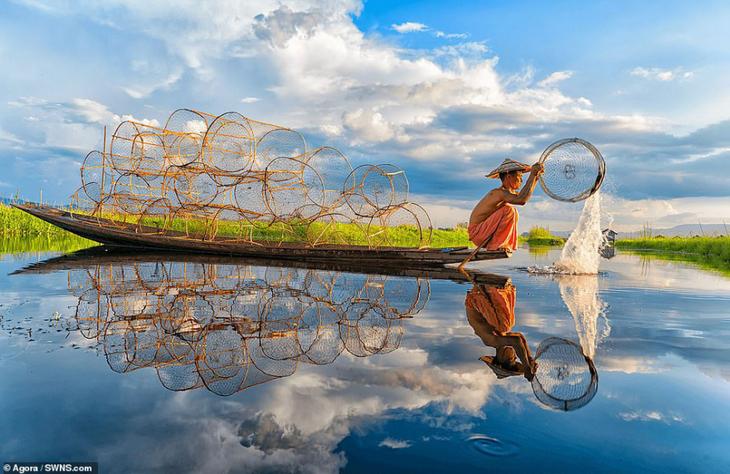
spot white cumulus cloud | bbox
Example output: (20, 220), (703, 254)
(391, 21), (428, 33)
(630, 67), (694, 81)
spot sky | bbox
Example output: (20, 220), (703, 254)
(1, 0), (730, 231)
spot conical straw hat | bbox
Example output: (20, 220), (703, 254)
(480, 355), (523, 379)
(485, 159), (532, 179)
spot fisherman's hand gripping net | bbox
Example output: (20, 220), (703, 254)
(76, 109), (433, 248)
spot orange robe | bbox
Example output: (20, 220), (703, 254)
(465, 285), (516, 334)
(468, 204), (518, 251)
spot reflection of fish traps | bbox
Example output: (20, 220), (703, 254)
(296, 301), (345, 365)
(79, 108), (435, 250)
(109, 290), (155, 319)
(260, 295), (305, 361)
(249, 337), (299, 378)
(196, 327), (250, 396)
(101, 317), (174, 371)
(75, 290), (110, 339)
(360, 275), (431, 319)
(67, 259), (429, 396)
(164, 294), (215, 341)
(338, 308), (400, 357)
(157, 357), (203, 392)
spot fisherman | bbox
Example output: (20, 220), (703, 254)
(468, 159), (544, 252)
(464, 282), (536, 380)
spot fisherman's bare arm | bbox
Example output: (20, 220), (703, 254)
(501, 163), (544, 206)
(503, 332), (536, 379)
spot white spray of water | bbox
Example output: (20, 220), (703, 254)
(556, 275), (610, 358)
(526, 193), (610, 356)
(529, 192), (604, 275)
(554, 192), (603, 274)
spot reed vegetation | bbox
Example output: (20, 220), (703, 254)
(0, 203), (74, 237)
(0, 203), (96, 253)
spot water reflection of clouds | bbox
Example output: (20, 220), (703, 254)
(3, 256), (504, 472)
(3, 250), (730, 471)
(618, 410), (686, 424)
(603, 254), (730, 294)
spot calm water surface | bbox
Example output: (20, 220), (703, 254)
(0, 248), (729, 473)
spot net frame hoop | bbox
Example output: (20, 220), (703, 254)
(538, 137), (606, 203)
(80, 150), (107, 203)
(531, 336), (599, 411)
(202, 111), (256, 177)
(262, 156), (326, 219)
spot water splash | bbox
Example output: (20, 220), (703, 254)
(556, 275), (610, 358)
(528, 192), (604, 275)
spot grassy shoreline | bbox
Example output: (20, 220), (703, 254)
(0, 203), (96, 254)
(616, 236), (730, 274)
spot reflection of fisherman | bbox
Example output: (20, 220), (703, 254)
(465, 283), (537, 380)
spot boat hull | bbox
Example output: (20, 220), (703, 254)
(14, 204), (510, 266)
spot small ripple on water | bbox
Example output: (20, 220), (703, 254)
(466, 435), (519, 457)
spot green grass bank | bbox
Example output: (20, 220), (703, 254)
(616, 236), (730, 274)
(0, 203), (96, 254)
(519, 226), (565, 246)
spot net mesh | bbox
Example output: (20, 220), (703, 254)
(531, 337), (598, 411)
(538, 138), (605, 202)
(78, 109), (432, 247)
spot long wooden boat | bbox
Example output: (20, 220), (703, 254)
(14, 204), (510, 267)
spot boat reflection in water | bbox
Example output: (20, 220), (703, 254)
(465, 279), (599, 411)
(57, 255), (432, 396)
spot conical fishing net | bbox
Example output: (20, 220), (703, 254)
(539, 138), (605, 202)
(531, 337), (598, 411)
